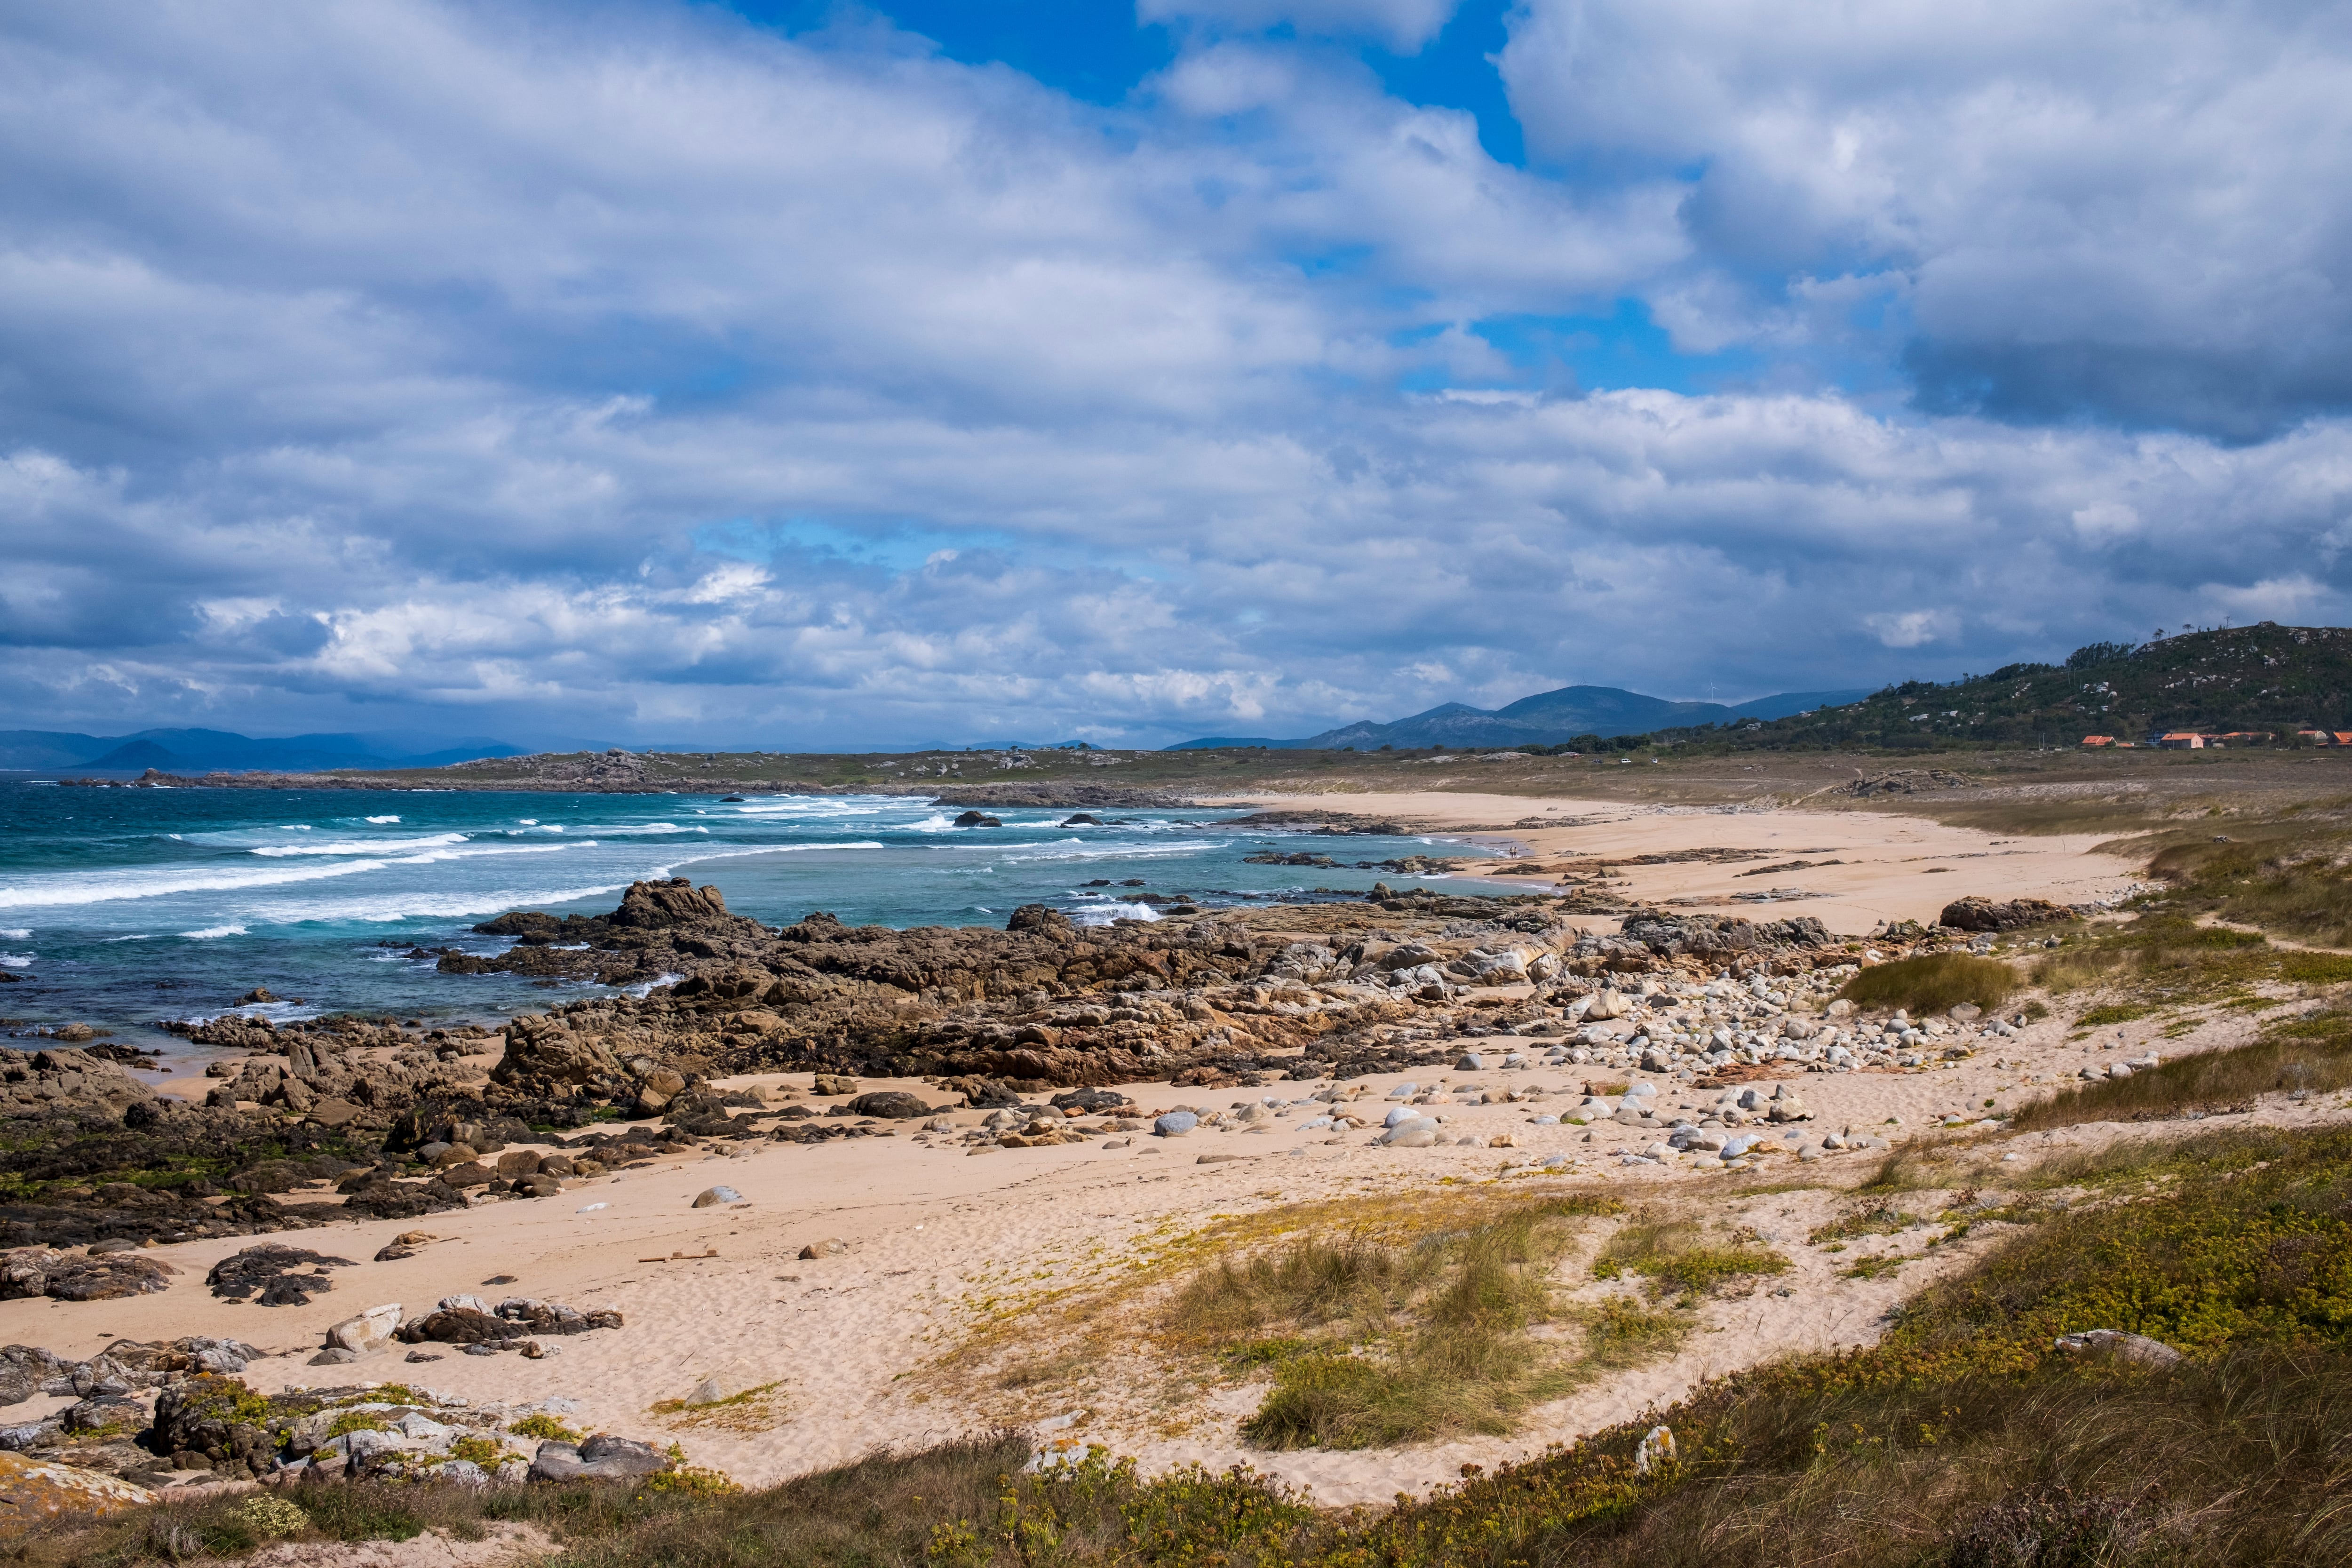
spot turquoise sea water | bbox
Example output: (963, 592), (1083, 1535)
(0, 782), (1481, 1051)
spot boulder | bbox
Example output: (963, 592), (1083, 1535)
(604, 878), (771, 939)
(691, 1186), (742, 1208)
(0, 1451), (151, 1533)
(1153, 1111), (1199, 1137)
(2053, 1329), (2182, 1368)
(1006, 905), (1075, 937)
(845, 1091), (929, 1119)
(1049, 1086), (1136, 1116)
(953, 811), (1003, 828)
(324, 1303), (404, 1357)
(492, 1023), (628, 1093)
(1379, 1119), (1440, 1149)
(528, 1433), (669, 1482)
(151, 1376), (278, 1475)
(1940, 896), (2077, 933)
(398, 1307), (525, 1346)
(0, 1250), (176, 1304)
(797, 1238), (849, 1259)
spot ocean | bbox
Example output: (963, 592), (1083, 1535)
(0, 782), (1483, 1054)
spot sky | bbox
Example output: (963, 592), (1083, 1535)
(7, 0), (2352, 749)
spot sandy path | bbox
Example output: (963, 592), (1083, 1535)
(1200, 789), (2145, 931)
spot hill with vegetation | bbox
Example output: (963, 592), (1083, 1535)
(1680, 623), (2352, 754)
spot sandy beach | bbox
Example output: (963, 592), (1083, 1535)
(1204, 788), (2148, 933)
(0, 756), (2301, 1508)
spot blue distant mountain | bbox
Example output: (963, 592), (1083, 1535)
(1164, 684), (1876, 751)
(0, 727), (526, 773)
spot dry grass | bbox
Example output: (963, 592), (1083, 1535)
(1838, 953), (2022, 1014)
(1589, 1215), (1792, 1299)
(2009, 1011), (2352, 1130)
(1180, 1204), (1591, 1450)
(648, 1382), (787, 1435)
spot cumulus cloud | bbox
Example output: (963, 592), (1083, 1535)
(1499, 0), (2352, 440)
(2, 0), (2349, 746)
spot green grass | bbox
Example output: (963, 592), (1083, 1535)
(1808, 1201), (1921, 1245)
(1590, 1218), (1791, 1298)
(1168, 1204), (1591, 1450)
(1836, 953), (2022, 1014)
(2009, 1011), (2352, 1130)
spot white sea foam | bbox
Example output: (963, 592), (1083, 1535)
(0, 929), (25, 939)
(364, 815), (402, 824)
(1072, 901), (1160, 925)
(103, 935), (149, 942)
(0, 857), (389, 909)
(998, 841), (1214, 864)
(0, 954), (32, 968)
(389, 842), (579, 865)
(573, 823), (707, 836)
(251, 833), (469, 857)
(661, 842), (886, 870)
(625, 971), (685, 998)
(246, 880), (644, 925)
(182, 924), (248, 939)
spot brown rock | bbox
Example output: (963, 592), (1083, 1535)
(1940, 896), (2078, 932)
(0, 1249), (176, 1303)
(0, 1450), (152, 1532)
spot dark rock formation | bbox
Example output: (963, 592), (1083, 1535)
(1940, 895), (2079, 932)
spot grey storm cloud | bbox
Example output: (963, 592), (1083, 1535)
(3, 0), (2351, 747)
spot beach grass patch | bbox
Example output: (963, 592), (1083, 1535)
(1838, 953), (2021, 1014)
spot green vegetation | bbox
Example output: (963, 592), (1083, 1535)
(1836, 952), (2021, 1014)
(508, 1413), (584, 1443)
(1590, 1217), (1792, 1298)
(22, 1129), (2352, 1564)
(1808, 1201), (1921, 1246)
(2010, 1011), (2352, 1130)
(1691, 623), (2352, 752)
(1168, 1204), (1595, 1449)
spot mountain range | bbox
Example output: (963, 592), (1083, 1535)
(1165, 685), (1875, 751)
(0, 727), (527, 773)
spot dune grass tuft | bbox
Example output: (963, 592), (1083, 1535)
(1838, 952), (2021, 1014)
(2010, 1011), (2352, 1130)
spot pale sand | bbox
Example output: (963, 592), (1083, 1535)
(5, 1002), (2295, 1507)
(1204, 789), (2147, 932)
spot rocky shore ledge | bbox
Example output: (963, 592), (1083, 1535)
(0, 880), (2065, 1258)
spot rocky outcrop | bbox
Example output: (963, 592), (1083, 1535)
(0, 1451), (151, 1532)
(0, 1249), (175, 1302)
(0, 1052), (153, 1120)
(1939, 895), (2078, 932)
(445, 876), (1862, 1096)
(1616, 914), (1836, 961)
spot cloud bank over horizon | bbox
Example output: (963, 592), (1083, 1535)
(6, 0), (2351, 748)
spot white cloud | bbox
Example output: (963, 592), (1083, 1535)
(3, 0), (2351, 746)
(1863, 609), (1958, 650)
(1499, 0), (2352, 436)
